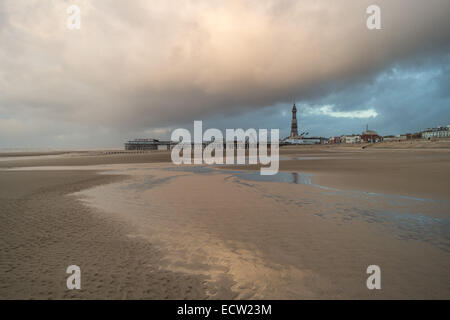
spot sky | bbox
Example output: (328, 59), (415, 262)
(0, 0), (450, 148)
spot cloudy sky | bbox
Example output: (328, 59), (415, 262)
(1, 0), (449, 148)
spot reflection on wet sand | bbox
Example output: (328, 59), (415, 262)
(73, 163), (450, 299)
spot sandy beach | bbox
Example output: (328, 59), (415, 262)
(1, 141), (449, 299)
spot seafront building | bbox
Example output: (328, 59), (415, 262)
(341, 135), (362, 144)
(328, 136), (341, 144)
(361, 126), (381, 143)
(421, 125), (450, 139)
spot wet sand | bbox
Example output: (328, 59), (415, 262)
(239, 147), (450, 200)
(0, 170), (207, 299)
(0, 143), (449, 299)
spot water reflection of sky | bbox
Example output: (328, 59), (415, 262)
(163, 165), (450, 252)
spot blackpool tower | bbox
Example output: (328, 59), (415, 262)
(290, 103), (299, 138)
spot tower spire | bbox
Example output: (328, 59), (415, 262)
(290, 101), (299, 138)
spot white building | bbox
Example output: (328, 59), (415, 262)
(421, 126), (450, 139)
(341, 135), (361, 144)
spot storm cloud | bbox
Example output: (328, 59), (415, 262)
(0, 0), (449, 147)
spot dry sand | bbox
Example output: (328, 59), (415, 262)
(0, 142), (449, 299)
